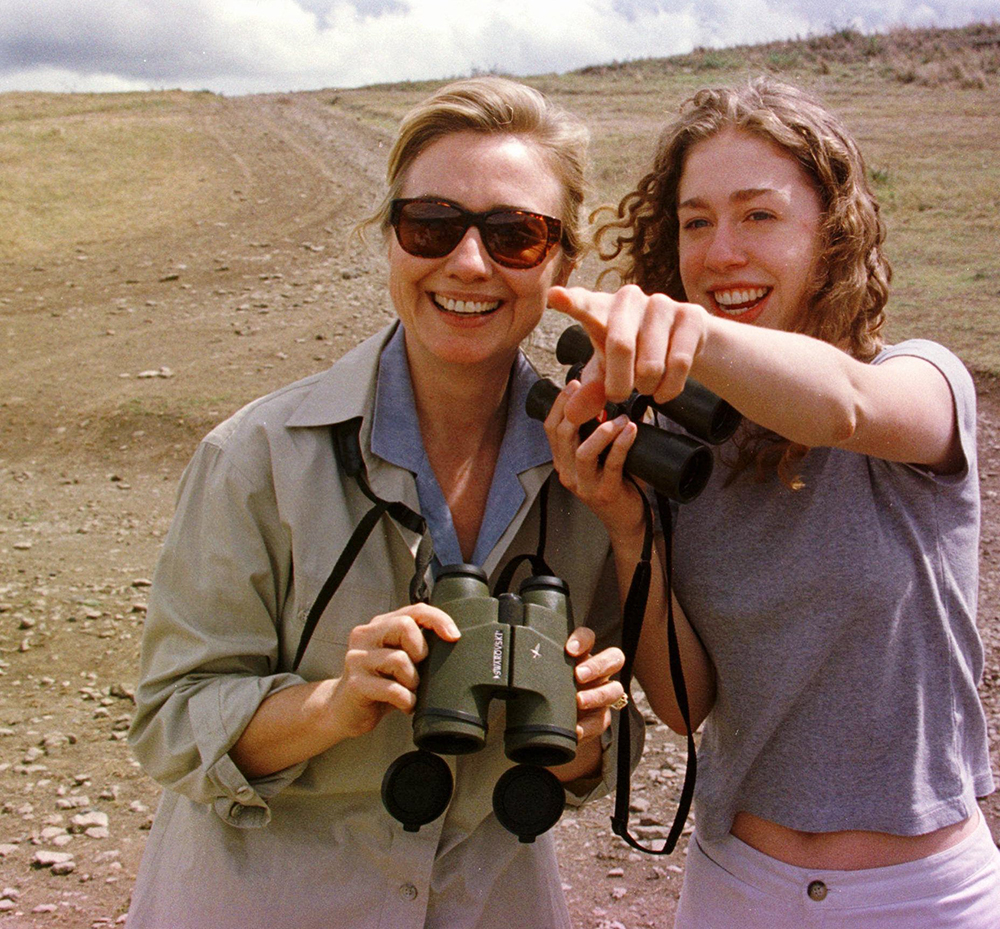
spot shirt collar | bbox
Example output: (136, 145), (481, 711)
(371, 325), (551, 567)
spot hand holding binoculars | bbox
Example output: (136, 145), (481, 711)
(526, 324), (741, 503)
(381, 564), (579, 843)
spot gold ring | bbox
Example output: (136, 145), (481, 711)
(611, 693), (629, 711)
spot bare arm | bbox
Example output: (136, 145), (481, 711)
(549, 285), (962, 475)
(231, 604), (460, 779)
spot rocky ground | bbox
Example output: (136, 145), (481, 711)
(1, 91), (998, 928)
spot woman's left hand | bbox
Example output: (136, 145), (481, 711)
(566, 625), (626, 744)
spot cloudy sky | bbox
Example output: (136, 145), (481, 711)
(2, 0), (998, 95)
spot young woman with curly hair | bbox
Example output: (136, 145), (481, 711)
(543, 77), (1000, 927)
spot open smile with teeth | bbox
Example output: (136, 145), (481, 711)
(434, 294), (502, 315)
(713, 286), (770, 314)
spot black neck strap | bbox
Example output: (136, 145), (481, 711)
(292, 419), (432, 672)
(491, 477), (552, 595)
(292, 419), (554, 672)
(610, 483), (697, 854)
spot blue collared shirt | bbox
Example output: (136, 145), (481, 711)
(370, 326), (552, 569)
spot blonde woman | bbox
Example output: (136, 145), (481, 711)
(127, 77), (640, 929)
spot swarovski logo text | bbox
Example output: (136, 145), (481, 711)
(492, 630), (504, 680)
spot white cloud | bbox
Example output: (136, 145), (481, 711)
(0, 0), (997, 95)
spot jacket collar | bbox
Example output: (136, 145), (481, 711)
(285, 322), (398, 430)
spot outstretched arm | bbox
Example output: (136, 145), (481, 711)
(548, 284), (962, 474)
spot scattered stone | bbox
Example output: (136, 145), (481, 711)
(56, 796), (91, 810)
(109, 683), (135, 702)
(136, 367), (175, 379)
(32, 849), (74, 870)
(70, 811), (109, 835)
(41, 732), (75, 750)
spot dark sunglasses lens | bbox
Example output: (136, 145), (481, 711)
(483, 212), (553, 269)
(395, 202), (466, 258)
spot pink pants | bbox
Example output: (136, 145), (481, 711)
(674, 811), (1000, 928)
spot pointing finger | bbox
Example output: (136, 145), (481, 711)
(547, 286), (610, 349)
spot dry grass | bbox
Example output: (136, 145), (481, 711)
(0, 91), (234, 257)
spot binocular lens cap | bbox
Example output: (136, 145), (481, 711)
(381, 750), (454, 832)
(492, 764), (566, 843)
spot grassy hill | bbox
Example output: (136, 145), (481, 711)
(2, 21), (999, 371)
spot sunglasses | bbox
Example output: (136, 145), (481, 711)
(389, 198), (563, 269)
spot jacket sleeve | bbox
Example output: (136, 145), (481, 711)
(127, 431), (308, 828)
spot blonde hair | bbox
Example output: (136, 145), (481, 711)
(367, 76), (590, 261)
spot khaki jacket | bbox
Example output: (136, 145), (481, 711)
(127, 324), (642, 928)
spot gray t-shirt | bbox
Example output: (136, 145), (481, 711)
(670, 339), (993, 843)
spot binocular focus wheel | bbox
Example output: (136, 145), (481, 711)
(381, 750), (453, 832)
(492, 764), (566, 843)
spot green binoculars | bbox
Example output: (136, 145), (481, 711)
(414, 563), (578, 766)
(382, 564), (577, 843)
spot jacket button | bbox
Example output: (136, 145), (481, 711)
(807, 880), (828, 902)
(399, 883), (418, 901)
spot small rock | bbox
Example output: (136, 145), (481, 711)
(629, 796), (650, 814)
(32, 849), (74, 868)
(70, 811), (109, 834)
(56, 796), (90, 810)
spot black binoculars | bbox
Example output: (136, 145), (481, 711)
(525, 324), (741, 503)
(382, 564), (577, 843)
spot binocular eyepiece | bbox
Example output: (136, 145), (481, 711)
(381, 564), (577, 843)
(525, 324), (742, 504)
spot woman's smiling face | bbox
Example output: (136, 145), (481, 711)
(388, 130), (570, 375)
(677, 128), (825, 332)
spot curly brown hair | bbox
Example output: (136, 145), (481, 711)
(595, 77), (892, 484)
